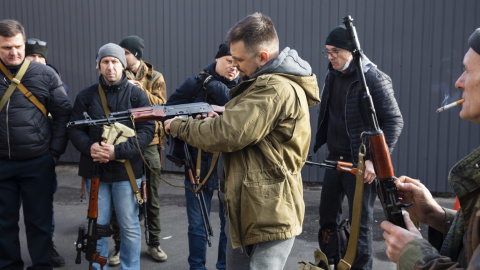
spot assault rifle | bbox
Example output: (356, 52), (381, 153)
(343, 16), (409, 228)
(75, 164), (112, 269)
(305, 159), (358, 176)
(66, 102), (225, 127)
(141, 178), (149, 245)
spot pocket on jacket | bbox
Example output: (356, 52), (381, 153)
(241, 175), (296, 236)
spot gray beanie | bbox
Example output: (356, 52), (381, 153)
(468, 28), (480, 55)
(97, 43), (126, 68)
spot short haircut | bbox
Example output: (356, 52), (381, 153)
(227, 12), (279, 56)
(0, 20), (25, 41)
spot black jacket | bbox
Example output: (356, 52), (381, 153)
(313, 56), (403, 164)
(0, 60), (71, 160)
(68, 74), (155, 182)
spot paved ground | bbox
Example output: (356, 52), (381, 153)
(16, 164), (456, 270)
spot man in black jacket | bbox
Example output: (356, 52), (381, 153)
(0, 20), (71, 270)
(166, 42), (240, 270)
(68, 43), (154, 270)
(313, 25), (403, 270)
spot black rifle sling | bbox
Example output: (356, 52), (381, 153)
(98, 85), (143, 205)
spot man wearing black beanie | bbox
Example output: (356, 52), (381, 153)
(106, 35), (167, 265)
(382, 27), (480, 269)
(312, 25), (403, 270)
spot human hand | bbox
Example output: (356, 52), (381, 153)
(381, 211), (423, 263)
(395, 176), (444, 230)
(194, 110), (218, 121)
(363, 160), (376, 184)
(90, 142), (114, 163)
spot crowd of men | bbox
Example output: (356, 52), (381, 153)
(0, 11), (478, 270)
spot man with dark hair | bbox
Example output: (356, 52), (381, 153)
(68, 43), (154, 270)
(166, 41), (240, 270)
(0, 19), (71, 270)
(312, 25), (403, 270)
(24, 37), (69, 268)
(165, 12), (320, 269)
(382, 28), (480, 270)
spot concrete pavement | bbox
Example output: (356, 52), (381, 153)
(15, 164), (456, 269)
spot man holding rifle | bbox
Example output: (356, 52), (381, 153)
(166, 41), (240, 270)
(312, 24), (403, 269)
(165, 12), (320, 269)
(382, 28), (480, 269)
(68, 43), (154, 269)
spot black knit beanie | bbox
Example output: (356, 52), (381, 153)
(25, 38), (48, 60)
(215, 42), (231, 59)
(325, 25), (348, 50)
(468, 28), (480, 55)
(119, 35), (144, 60)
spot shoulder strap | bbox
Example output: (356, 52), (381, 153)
(0, 60), (47, 117)
(98, 85), (143, 205)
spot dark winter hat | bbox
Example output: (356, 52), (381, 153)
(97, 43), (126, 68)
(325, 25), (348, 50)
(119, 35), (144, 60)
(468, 28), (480, 55)
(25, 38), (48, 60)
(215, 42), (231, 59)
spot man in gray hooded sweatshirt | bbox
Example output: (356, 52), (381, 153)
(165, 12), (320, 270)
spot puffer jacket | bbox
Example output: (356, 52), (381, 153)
(0, 60), (71, 160)
(125, 60), (166, 145)
(170, 47), (321, 248)
(68, 74), (155, 182)
(313, 56), (403, 163)
(397, 146), (480, 269)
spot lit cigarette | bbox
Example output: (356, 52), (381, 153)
(436, 99), (465, 113)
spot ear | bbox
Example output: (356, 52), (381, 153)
(259, 51), (269, 66)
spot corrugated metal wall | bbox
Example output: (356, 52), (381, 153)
(2, 0), (479, 192)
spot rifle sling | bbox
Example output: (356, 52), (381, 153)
(0, 60), (47, 117)
(98, 85), (143, 205)
(338, 141), (367, 270)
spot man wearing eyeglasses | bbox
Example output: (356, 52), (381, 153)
(24, 38), (69, 268)
(312, 24), (403, 270)
(0, 20), (71, 270)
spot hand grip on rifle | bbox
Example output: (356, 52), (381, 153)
(343, 15), (409, 229)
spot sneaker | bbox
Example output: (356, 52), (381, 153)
(108, 245), (120, 266)
(147, 243), (167, 262)
(50, 243), (65, 267)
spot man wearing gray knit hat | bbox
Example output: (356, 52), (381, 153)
(68, 43), (155, 270)
(381, 28), (480, 269)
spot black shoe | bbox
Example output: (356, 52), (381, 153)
(50, 243), (65, 267)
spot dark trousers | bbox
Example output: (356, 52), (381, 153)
(318, 169), (377, 270)
(0, 153), (55, 270)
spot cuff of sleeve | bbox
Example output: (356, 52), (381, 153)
(170, 118), (188, 138)
(398, 238), (439, 269)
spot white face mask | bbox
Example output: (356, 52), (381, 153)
(339, 60), (350, 72)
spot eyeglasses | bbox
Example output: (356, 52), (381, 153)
(27, 39), (47, 47)
(322, 49), (343, 58)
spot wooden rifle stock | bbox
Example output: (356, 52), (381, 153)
(141, 179), (149, 245)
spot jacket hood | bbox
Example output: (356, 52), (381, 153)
(252, 47), (312, 78)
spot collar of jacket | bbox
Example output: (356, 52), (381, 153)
(99, 72), (128, 92)
(138, 60), (154, 79)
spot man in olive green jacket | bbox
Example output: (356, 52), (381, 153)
(165, 13), (320, 269)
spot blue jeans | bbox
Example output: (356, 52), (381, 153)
(318, 169), (377, 270)
(0, 153), (55, 270)
(85, 178), (141, 270)
(184, 177), (227, 270)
